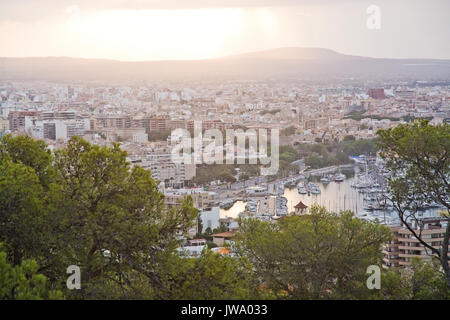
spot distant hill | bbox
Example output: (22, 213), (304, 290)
(223, 47), (348, 60)
(0, 47), (449, 82)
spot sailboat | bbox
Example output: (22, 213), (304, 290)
(297, 182), (308, 194)
(320, 174), (331, 184)
(309, 182), (321, 194)
(332, 169), (345, 182)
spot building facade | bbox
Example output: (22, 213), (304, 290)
(383, 217), (449, 269)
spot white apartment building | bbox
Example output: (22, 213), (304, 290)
(199, 206), (221, 233)
(132, 132), (148, 143)
(129, 153), (196, 187)
(164, 188), (217, 210)
(383, 217), (449, 269)
(25, 117), (89, 141)
(0, 117), (9, 132)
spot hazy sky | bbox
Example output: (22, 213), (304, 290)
(0, 0), (449, 61)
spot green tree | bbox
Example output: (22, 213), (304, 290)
(159, 251), (260, 299)
(343, 135), (356, 142)
(336, 150), (349, 164)
(212, 223), (228, 234)
(377, 120), (450, 287)
(0, 249), (63, 300)
(0, 135), (199, 299)
(206, 242), (218, 249)
(147, 129), (172, 142)
(49, 137), (198, 298)
(281, 126), (296, 136)
(197, 214), (204, 235)
(376, 269), (410, 300)
(0, 160), (47, 266)
(235, 205), (392, 299)
(375, 258), (449, 300)
(239, 173), (250, 181)
(0, 134), (54, 188)
(0, 134), (62, 270)
(409, 258), (450, 299)
(218, 171), (236, 183)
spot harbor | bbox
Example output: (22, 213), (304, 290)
(220, 162), (445, 225)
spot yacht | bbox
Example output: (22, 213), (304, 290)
(333, 173), (346, 182)
(320, 175), (331, 184)
(297, 182), (308, 194)
(309, 182), (321, 194)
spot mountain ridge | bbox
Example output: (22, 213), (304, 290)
(1, 47), (449, 82)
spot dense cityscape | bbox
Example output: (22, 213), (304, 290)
(0, 0), (449, 308)
(1, 78), (449, 268)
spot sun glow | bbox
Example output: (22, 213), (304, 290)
(66, 8), (245, 61)
(257, 8), (277, 35)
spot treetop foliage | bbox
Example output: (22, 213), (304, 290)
(0, 132), (448, 299)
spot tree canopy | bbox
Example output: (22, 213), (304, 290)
(0, 135), (198, 299)
(235, 205), (392, 299)
(377, 120), (450, 288)
(0, 133), (448, 299)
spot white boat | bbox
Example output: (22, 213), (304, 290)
(351, 180), (372, 189)
(308, 182), (319, 188)
(333, 173), (346, 182)
(297, 182), (308, 194)
(308, 182), (321, 194)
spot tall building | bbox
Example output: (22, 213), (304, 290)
(43, 122), (56, 140)
(368, 88), (386, 100)
(68, 86), (75, 99)
(8, 111), (38, 131)
(383, 217), (449, 269)
(0, 117), (9, 132)
(129, 153), (196, 187)
(199, 207), (221, 233)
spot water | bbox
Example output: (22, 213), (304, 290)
(220, 200), (247, 219)
(220, 166), (442, 223)
(220, 168), (364, 219)
(284, 168), (365, 215)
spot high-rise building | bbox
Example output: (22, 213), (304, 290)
(8, 111), (38, 131)
(129, 153), (196, 187)
(43, 122), (56, 140)
(368, 88), (386, 100)
(383, 217), (449, 269)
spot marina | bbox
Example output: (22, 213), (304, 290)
(220, 163), (445, 225)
